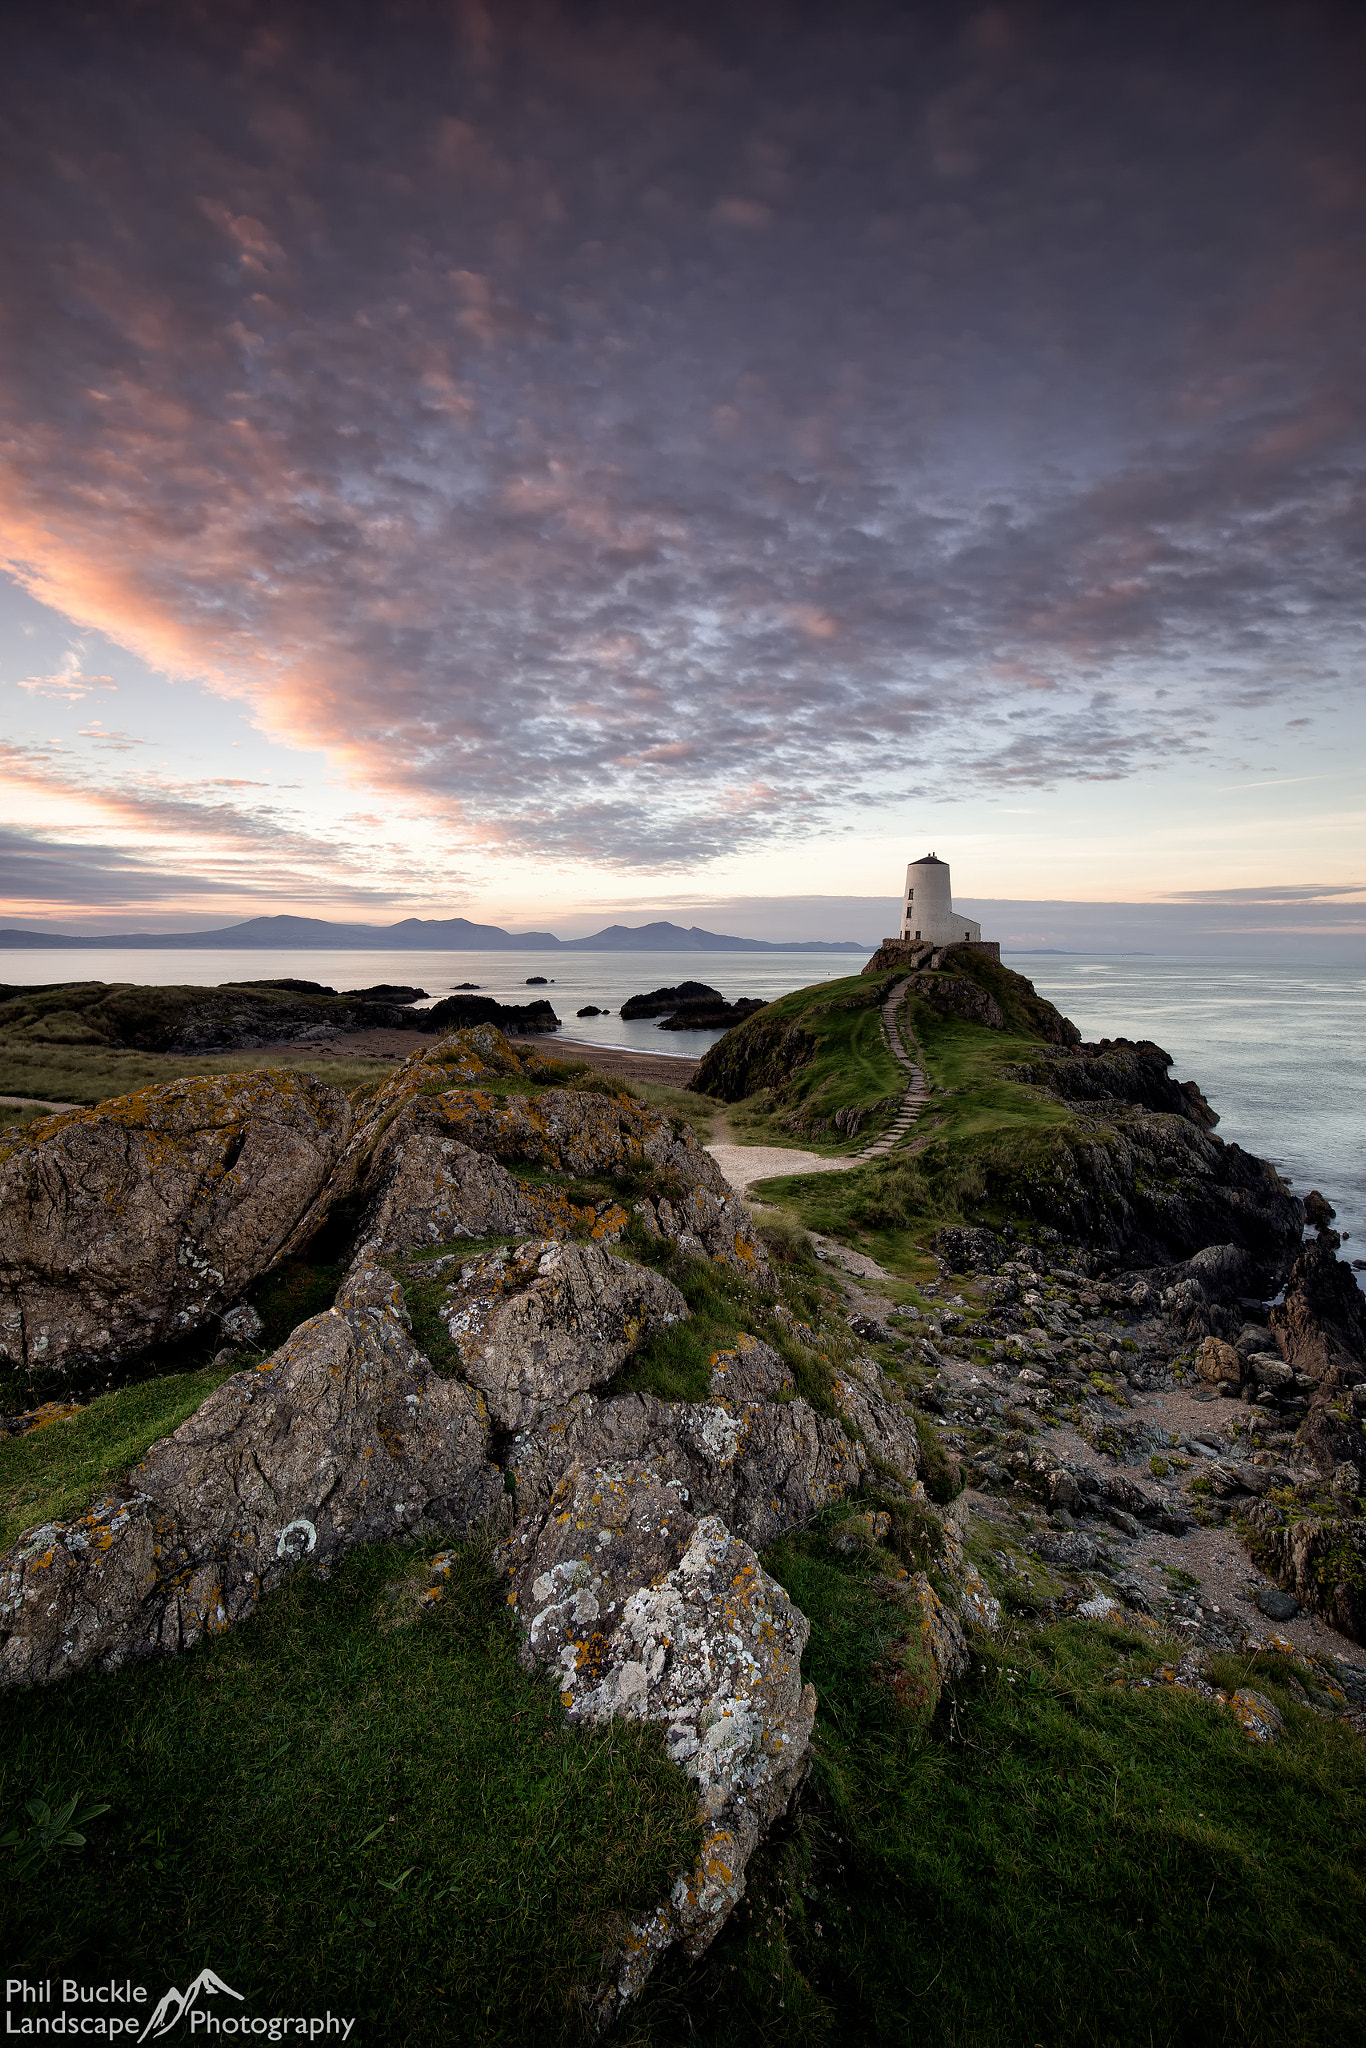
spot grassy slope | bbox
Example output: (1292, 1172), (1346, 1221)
(627, 1545), (1366, 2047)
(0, 1040), (404, 1105)
(742, 983), (1077, 1276)
(704, 972), (906, 1152)
(0, 1367), (243, 1550)
(0, 1543), (699, 2048)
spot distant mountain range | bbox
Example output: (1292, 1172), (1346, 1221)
(0, 914), (869, 953)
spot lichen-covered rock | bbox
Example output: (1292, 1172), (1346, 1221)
(0, 1261), (505, 1688)
(278, 1029), (573, 1256)
(420, 1086), (727, 1192)
(829, 1356), (921, 1488)
(432, 1238), (688, 1430)
(506, 1463), (814, 2018)
(707, 1333), (794, 1403)
(912, 1572), (971, 1687)
(282, 1031), (752, 1276)
(0, 1072), (352, 1378)
(502, 1383), (866, 1554)
(633, 1187), (770, 1281)
(1228, 1688), (1285, 1743)
(355, 1113), (559, 1258)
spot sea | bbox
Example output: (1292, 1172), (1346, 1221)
(2, 943), (1361, 1269)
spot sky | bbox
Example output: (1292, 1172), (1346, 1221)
(1, 0), (1363, 949)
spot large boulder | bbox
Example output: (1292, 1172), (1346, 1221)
(506, 1460), (815, 2018)
(433, 1238), (689, 1430)
(503, 1369), (867, 1556)
(403, 1085), (728, 1192)
(0, 1072), (352, 1379)
(354, 1112), (570, 1259)
(0, 1262), (505, 1688)
(281, 1032), (750, 1273)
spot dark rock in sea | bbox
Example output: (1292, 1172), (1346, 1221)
(422, 994), (559, 1034)
(526, 976), (549, 985)
(1304, 1189), (1337, 1228)
(658, 997), (765, 1031)
(621, 981), (723, 1020)
(450, 982), (481, 990)
(576, 1005), (603, 1017)
(339, 984), (429, 1003)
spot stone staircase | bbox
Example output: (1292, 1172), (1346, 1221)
(849, 977), (932, 1162)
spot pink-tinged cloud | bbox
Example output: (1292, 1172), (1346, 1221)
(0, 0), (1362, 868)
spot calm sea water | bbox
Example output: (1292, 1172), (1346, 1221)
(3, 943), (1360, 1266)
(1017, 957), (1366, 1265)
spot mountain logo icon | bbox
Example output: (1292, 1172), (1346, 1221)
(138, 1968), (245, 2040)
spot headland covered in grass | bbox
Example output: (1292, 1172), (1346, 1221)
(0, 965), (1363, 2044)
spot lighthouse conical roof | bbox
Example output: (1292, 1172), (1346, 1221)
(910, 851), (946, 866)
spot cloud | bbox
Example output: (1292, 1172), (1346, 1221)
(14, 645), (118, 701)
(1164, 882), (1365, 904)
(76, 723), (147, 750)
(0, 741), (468, 911)
(0, 1), (1361, 868)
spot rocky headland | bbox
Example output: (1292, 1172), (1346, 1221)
(0, 957), (1363, 2036)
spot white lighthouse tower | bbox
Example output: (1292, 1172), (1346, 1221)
(898, 853), (982, 946)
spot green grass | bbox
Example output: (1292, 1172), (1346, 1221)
(0, 1103), (53, 1132)
(0, 1365), (242, 1550)
(623, 1081), (720, 1145)
(0, 1542), (701, 2046)
(624, 1540), (1366, 2048)
(697, 973), (905, 1149)
(0, 1040), (406, 1107)
(741, 1001), (1081, 1268)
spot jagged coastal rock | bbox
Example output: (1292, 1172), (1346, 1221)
(0, 1071), (352, 1376)
(2, 952), (1363, 2015)
(0, 1025), (923, 2002)
(0, 1261), (506, 1688)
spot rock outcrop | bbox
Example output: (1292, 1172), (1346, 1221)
(433, 1238), (688, 1430)
(0, 1072), (352, 1379)
(514, 1488), (816, 2021)
(0, 978), (436, 1055)
(419, 993), (560, 1035)
(0, 1016), (1011, 2013)
(0, 1262), (505, 1687)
